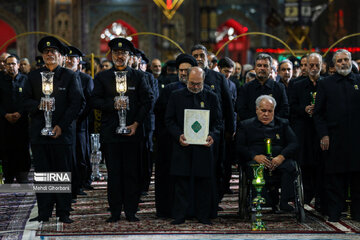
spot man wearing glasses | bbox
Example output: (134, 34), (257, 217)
(91, 38), (153, 223)
(23, 36), (83, 224)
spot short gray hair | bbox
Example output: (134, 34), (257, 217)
(279, 59), (293, 69)
(255, 53), (273, 66)
(332, 49), (351, 64)
(255, 95), (277, 109)
(307, 53), (322, 63)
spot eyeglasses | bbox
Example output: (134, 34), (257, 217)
(112, 50), (129, 56)
(43, 49), (58, 54)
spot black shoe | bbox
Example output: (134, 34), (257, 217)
(225, 188), (234, 194)
(279, 203), (294, 212)
(29, 216), (49, 222)
(126, 215), (140, 222)
(59, 216), (74, 224)
(83, 184), (94, 190)
(217, 206), (224, 211)
(77, 189), (87, 196)
(106, 215), (120, 223)
(171, 218), (185, 225)
(198, 218), (212, 225)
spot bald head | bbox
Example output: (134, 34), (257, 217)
(186, 67), (205, 94)
(151, 58), (161, 77)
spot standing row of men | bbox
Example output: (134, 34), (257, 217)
(1, 34), (359, 225)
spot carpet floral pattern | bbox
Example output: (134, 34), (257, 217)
(0, 192), (36, 240)
(36, 178), (358, 236)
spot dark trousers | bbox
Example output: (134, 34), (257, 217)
(3, 142), (30, 184)
(173, 176), (213, 221)
(326, 172), (360, 221)
(76, 131), (91, 187)
(103, 142), (140, 217)
(32, 144), (72, 218)
(155, 133), (174, 217)
(223, 135), (235, 192)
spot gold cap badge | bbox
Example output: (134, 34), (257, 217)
(200, 102), (204, 108)
(69, 50), (72, 54)
(355, 85), (358, 90)
(276, 133), (280, 139)
(211, 85), (215, 89)
(46, 42), (50, 46)
(118, 42), (122, 47)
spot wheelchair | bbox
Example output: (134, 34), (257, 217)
(238, 160), (306, 223)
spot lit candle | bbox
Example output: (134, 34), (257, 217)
(311, 92), (317, 104)
(265, 138), (272, 156)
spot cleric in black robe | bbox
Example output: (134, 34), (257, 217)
(91, 38), (153, 223)
(154, 53), (198, 218)
(165, 67), (222, 225)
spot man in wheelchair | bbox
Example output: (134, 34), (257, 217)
(236, 95), (299, 212)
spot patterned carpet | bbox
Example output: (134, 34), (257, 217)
(35, 177), (360, 237)
(0, 192), (36, 240)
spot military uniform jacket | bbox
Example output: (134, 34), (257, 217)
(76, 71), (94, 132)
(204, 68), (234, 133)
(236, 78), (289, 121)
(91, 66), (153, 143)
(236, 117), (298, 163)
(0, 73), (29, 132)
(165, 88), (223, 177)
(313, 72), (360, 173)
(23, 66), (83, 145)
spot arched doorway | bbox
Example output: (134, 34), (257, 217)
(99, 20), (138, 56)
(0, 19), (16, 54)
(214, 19), (249, 64)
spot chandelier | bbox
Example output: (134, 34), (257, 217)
(100, 22), (133, 41)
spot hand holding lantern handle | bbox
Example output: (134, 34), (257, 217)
(114, 71), (131, 134)
(40, 72), (56, 136)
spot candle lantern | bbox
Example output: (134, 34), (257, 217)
(114, 71), (130, 134)
(40, 72), (55, 136)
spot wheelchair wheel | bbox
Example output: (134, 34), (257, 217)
(294, 162), (306, 222)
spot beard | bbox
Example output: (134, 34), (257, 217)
(336, 64), (352, 76)
(187, 86), (203, 94)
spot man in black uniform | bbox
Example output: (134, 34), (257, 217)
(165, 66), (222, 225)
(236, 53), (289, 121)
(0, 54), (30, 183)
(23, 36), (83, 223)
(65, 46), (94, 191)
(133, 48), (159, 196)
(237, 95), (298, 211)
(91, 38), (153, 223)
(314, 49), (360, 222)
(154, 53), (197, 218)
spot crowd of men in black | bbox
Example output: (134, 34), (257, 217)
(0, 35), (360, 225)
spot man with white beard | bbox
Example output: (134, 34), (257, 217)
(314, 49), (360, 222)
